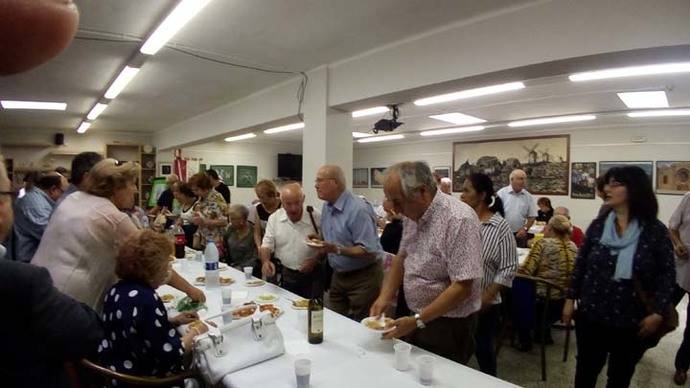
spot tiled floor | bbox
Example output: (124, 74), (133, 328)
(467, 297), (688, 387)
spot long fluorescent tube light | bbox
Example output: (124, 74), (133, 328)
(414, 81), (525, 106)
(569, 62), (690, 82)
(420, 126), (485, 137)
(264, 122), (305, 134)
(76, 121), (91, 134)
(508, 114), (596, 127)
(617, 91), (668, 109)
(224, 133), (256, 142)
(86, 103), (109, 120)
(357, 134), (405, 143)
(104, 66), (140, 99)
(429, 112), (486, 125)
(351, 106), (389, 118)
(352, 131), (373, 138)
(140, 0), (212, 55)
(1, 100), (66, 110)
(627, 109), (690, 118)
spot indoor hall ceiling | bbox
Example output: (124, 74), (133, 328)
(0, 0), (534, 134)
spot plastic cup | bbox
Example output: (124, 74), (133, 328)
(221, 287), (232, 306)
(295, 359), (311, 388)
(243, 266), (253, 280)
(418, 355), (434, 385)
(393, 342), (411, 371)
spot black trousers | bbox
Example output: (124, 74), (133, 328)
(474, 304), (501, 376)
(281, 265), (323, 299)
(574, 314), (653, 388)
(673, 285), (690, 372)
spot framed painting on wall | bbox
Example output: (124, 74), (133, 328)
(656, 161), (690, 195)
(452, 134), (570, 194)
(571, 162), (597, 199)
(370, 167), (387, 188)
(599, 161), (653, 182)
(236, 165), (258, 188)
(210, 165), (234, 186)
(157, 162), (172, 177)
(148, 177), (167, 207)
(433, 166), (451, 179)
(353, 168), (369, 188)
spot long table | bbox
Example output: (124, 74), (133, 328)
(159, 258), (520, 388)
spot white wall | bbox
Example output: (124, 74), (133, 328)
(353, 123), (690, 230)
(156, 140), (302, 206)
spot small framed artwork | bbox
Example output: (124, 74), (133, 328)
(353, 168), (369, 188)
(571, 162), (597, 199)
(210, 165), (235, 186)
(656, 161), (690, 195)
(599, 161), (653, 182)
(236, 165), (258, 188)
(148, 177), (167, 207)
(433, 166), (451, 179)
(370, 167), (387, 188)
(157, 162), (172, 176)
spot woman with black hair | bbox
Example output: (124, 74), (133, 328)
(461, 173), (518, 376)
(536, 197), (554, 223)
(562, 166), (676, 388)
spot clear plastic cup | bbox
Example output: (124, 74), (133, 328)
(243, 266), (253, 280)
(418, 355), (434, 385)
(393, 342), (411, 371)
(295, 358), (311, 388)
(221, 287), (232, 306)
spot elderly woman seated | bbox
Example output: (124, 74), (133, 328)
(99, 230), (208, 379)
(223, 204), (259, 270)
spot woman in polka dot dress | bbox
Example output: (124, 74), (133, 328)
(99, 230), (208, 384)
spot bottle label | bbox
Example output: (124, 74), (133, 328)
(175, 235), (186, 245)
(205, 262), (218, 271)
(310, 310), (323, 334)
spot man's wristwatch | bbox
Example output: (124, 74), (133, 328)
(336, 245), (343, 255)
(414, 313), (426, 329)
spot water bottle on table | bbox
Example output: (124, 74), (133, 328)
(204, 236), (220, 289)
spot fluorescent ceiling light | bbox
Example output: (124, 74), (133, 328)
(627, 109), (690, 118)
(86, 103), (109, 120)
(264, 122), (305, 134)
(351, 106), (389, 118)
(224, 133), (256, 142)
(104, 66), (140, 99)
(352, 131), (373, 138)
(414, 81), (525, 106)
(76, 121), (91, 134)
(616, 91), (669, 109)
(1, 100), (66, 110)
(357, 134), (405, 143)
(420, 126), (485, 137)
(140, 0), (212, 55)
(569, 62), (690, 82)
(429, 112), (486, 125)
(508, 114), (596, 127)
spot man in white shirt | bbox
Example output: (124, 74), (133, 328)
(496, 169), (537, 247)
(260, 183), (323, 298)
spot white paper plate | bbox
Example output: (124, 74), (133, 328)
(244, 279), (266, 287)
(361, 316), (396, 334)
(305, 239), (325, 248)
(255, 293), (279, 304)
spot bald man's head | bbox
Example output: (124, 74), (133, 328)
(281, 182), (305, 222)
(315, 165), (346, 203)
(509, 169), (527, 192)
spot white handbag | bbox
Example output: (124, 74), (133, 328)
(194, 310), (285, 385)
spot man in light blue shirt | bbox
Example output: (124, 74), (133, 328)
(13, 172), (67, 262)
(496, 169), (537, 247)
(313, 165), (382, 320)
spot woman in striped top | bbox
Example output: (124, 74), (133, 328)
(461, 173), (518, 377)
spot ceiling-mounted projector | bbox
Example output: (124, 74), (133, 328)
(372, 105), (403, 134)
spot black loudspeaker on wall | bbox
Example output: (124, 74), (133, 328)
(54, 133), (64, 146)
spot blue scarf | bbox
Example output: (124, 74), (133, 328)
(600, 211), (641, 280)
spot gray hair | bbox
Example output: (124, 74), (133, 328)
(554, 206), (570, 218)
(385, 161), (437, 199)
(321, 165), (346, 189)
(228, 204), (249, 220)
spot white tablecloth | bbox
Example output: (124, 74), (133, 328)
(160, 257), (519, 388)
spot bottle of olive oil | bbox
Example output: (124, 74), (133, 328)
(308, 293), (324, 344)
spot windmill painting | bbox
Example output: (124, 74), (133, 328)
(452, 135), (570, 195)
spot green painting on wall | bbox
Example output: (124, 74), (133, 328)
(209, 165), (234, 186)
(236, 165), (258, 188)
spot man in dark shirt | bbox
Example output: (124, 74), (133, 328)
(207, 169), (231, 203)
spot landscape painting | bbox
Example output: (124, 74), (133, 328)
(452, 135), (570, 195)
(353, 168), (369, 188)
(370, 167), (387, 188)
(571, 162), (597, 199)
(656, 161), (690, 195)
(599, 161), (653, 183)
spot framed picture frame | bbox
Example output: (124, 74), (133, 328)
(209, 165), (235, 186)
(433, 166), (451, 179)
(570, 162), (597, 199)
(656, 161), (690, 195)
(452, 134), (570, 194)
(157, 162), (172, 177)
(599, 161), (653, 182)
(148, 177), (168, 207)
(370, 167), (387, 188)
(236, 165), (258, 188)
(353, 168), (369, 188)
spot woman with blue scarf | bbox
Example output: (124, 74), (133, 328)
(562, 166), (675, 388)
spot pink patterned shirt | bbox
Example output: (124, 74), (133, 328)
(400, 191), (483, 318)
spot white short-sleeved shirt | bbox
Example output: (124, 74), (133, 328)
(261, 208), (320, 271)
(670, 192), (690, 291)
(497, 186), (538, 233)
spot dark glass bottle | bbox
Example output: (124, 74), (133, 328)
(308, 294), (324, 344)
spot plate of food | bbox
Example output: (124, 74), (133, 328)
(176, 296), (206, 313)
(194, 276), (234, 286)
(259, 303), (283, 318)
(244, 279), (265, 287)
(231, 304), (257, 319)
(291, 298), (309, 310)
(255, 293), (279, 304)
(305, 237), (325, 248)
(361, 316), (396, 334)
